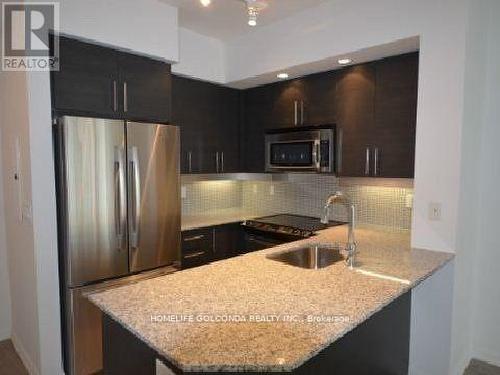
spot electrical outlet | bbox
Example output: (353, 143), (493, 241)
(405, 194), (414, 209)
(428, 202), (442, 221)
(270, 185), (275, 195)
(181, 186), (187, 199)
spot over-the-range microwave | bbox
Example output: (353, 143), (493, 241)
(265, 125), (337, 173)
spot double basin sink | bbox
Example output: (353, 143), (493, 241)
(267, 244), (344, 270)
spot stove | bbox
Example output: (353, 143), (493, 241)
(242, 214), (346, 252)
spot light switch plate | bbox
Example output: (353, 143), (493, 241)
(428, 202), (442, 221)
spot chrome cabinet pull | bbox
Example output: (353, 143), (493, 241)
(184, 251), (206, 259)
(113, 80), (118, 112)
(129, 146), (140, 249)
(294, 100), (298, 126)
(374, 147), (380, 176)
(221, 151), (224, 173)
(188, 151), (192, 173)
(365, 147), (371, 175)
(337, 128), (343, 175)
(123, 81), (128, 112)
(215, 152), (220, 173)
(183, 235), (205, 242)
(301, 100), (304, 125)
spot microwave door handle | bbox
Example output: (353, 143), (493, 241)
(314, 140), (321, 171)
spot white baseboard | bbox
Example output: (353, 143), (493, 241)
(11, 332), (40, 375)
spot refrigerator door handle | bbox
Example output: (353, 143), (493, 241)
(114, 146), (126, 247)
(129, 146), (141, 249)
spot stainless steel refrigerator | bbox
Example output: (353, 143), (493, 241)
(54, 116), (180, 375)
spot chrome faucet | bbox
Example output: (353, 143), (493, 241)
(321, 191), (357, 268)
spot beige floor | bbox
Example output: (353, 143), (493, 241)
(465, 359), (500, 375)
(0, 340), (28, 375)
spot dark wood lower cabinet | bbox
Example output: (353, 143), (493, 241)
(102, 291), (411, 375)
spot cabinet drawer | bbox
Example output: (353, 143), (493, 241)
(181, 229), (213, 269)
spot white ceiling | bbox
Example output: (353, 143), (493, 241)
(159, 0), (328, 41)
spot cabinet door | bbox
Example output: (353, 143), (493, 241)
(373, 53), (418, 178)
(241, 86), (272, 172)
(172, 76), (219, 173)
(335, 64), (376, 177)
(214, 224), (243, 260)
(302, 71), (337, 126)
(118, 53), (171, 123)
(51, 37), (119, 117)
(270, 79), (306, 128)
(217, 87), (241, 173)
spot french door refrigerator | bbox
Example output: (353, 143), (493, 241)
(54, 116), (180, 375)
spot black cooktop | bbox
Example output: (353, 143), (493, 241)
(243, 214), (345, 239)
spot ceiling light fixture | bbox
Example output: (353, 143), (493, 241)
(200, 0), (211, 7)
(338, 58), (353, 65)
(243, 0), (268, 27)
(277, 73), (289, 79)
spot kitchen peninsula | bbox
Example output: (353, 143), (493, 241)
(90, 225), (452, 374)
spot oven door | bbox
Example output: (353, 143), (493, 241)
(265, 131), (321, 172)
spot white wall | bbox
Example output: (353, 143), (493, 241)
(468, 0), (500, 366)
(172, 27), (226, 84)
(0, 71), (41, 374)
(0, 125), (12, 342)
(59, 0), (179, 61)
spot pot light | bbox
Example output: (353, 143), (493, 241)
(277, 73), (289, 79)
(338, 58), (353, 65)
(200, 0), (211, 7)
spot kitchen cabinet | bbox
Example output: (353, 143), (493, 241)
(213, 223), (244, 260)
(181, 223), (244, 269)
(181, 228), (214, 269)
(172, 75), (240, 174)
(334, 63), (376, 177)
(51, 36), (172, 123)
(372, 52), (418, 178)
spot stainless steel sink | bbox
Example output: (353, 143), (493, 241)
(267, 244), (344, 269)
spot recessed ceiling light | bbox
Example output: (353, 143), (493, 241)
(338, 58), (353, 65)
(277, 73), (289, 79)
(248, 19), (257, 26)
(200, 0), (211, 7)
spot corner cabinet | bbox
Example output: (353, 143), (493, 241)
(51, 36), (172, 124)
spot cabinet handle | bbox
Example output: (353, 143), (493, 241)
(337, 128), (343, 175)
(301, 100), (304, 125)
(188, 151), (192, 173)
(184, 251), (206, 259)
(215, 152), (220, 173)
(374, 147), (380, 176)
(221, 151), (224, 173)
(294, 101), (298, 126)
(183, 234), (205, 242)
(123, 81), (128, 112)
(365, 147), (370, 175)
(113, 80), (118, 112)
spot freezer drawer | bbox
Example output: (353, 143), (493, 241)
(126, 122), (181, 273)
(64, 267), (176, 375)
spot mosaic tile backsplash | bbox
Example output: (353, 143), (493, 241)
(182, 175), (413, 230)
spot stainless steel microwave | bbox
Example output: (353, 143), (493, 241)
(265, 125), (336, 173)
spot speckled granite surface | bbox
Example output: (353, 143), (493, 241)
(90, 225), (453, 372)
(181, 208), (271, 231)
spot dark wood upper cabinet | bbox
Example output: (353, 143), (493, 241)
(51, 37), (119, 117)
(171, 75), (240, 174)
(51, 36), (171, 123)
(373, 52), (418, 178)
(117, 53), (171, 123)
(302, 71), (337, 126)
(335, 64), (377, 177)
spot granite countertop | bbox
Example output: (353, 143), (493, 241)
(181, 208), (272, 231)
(89, 225), (454, 373)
